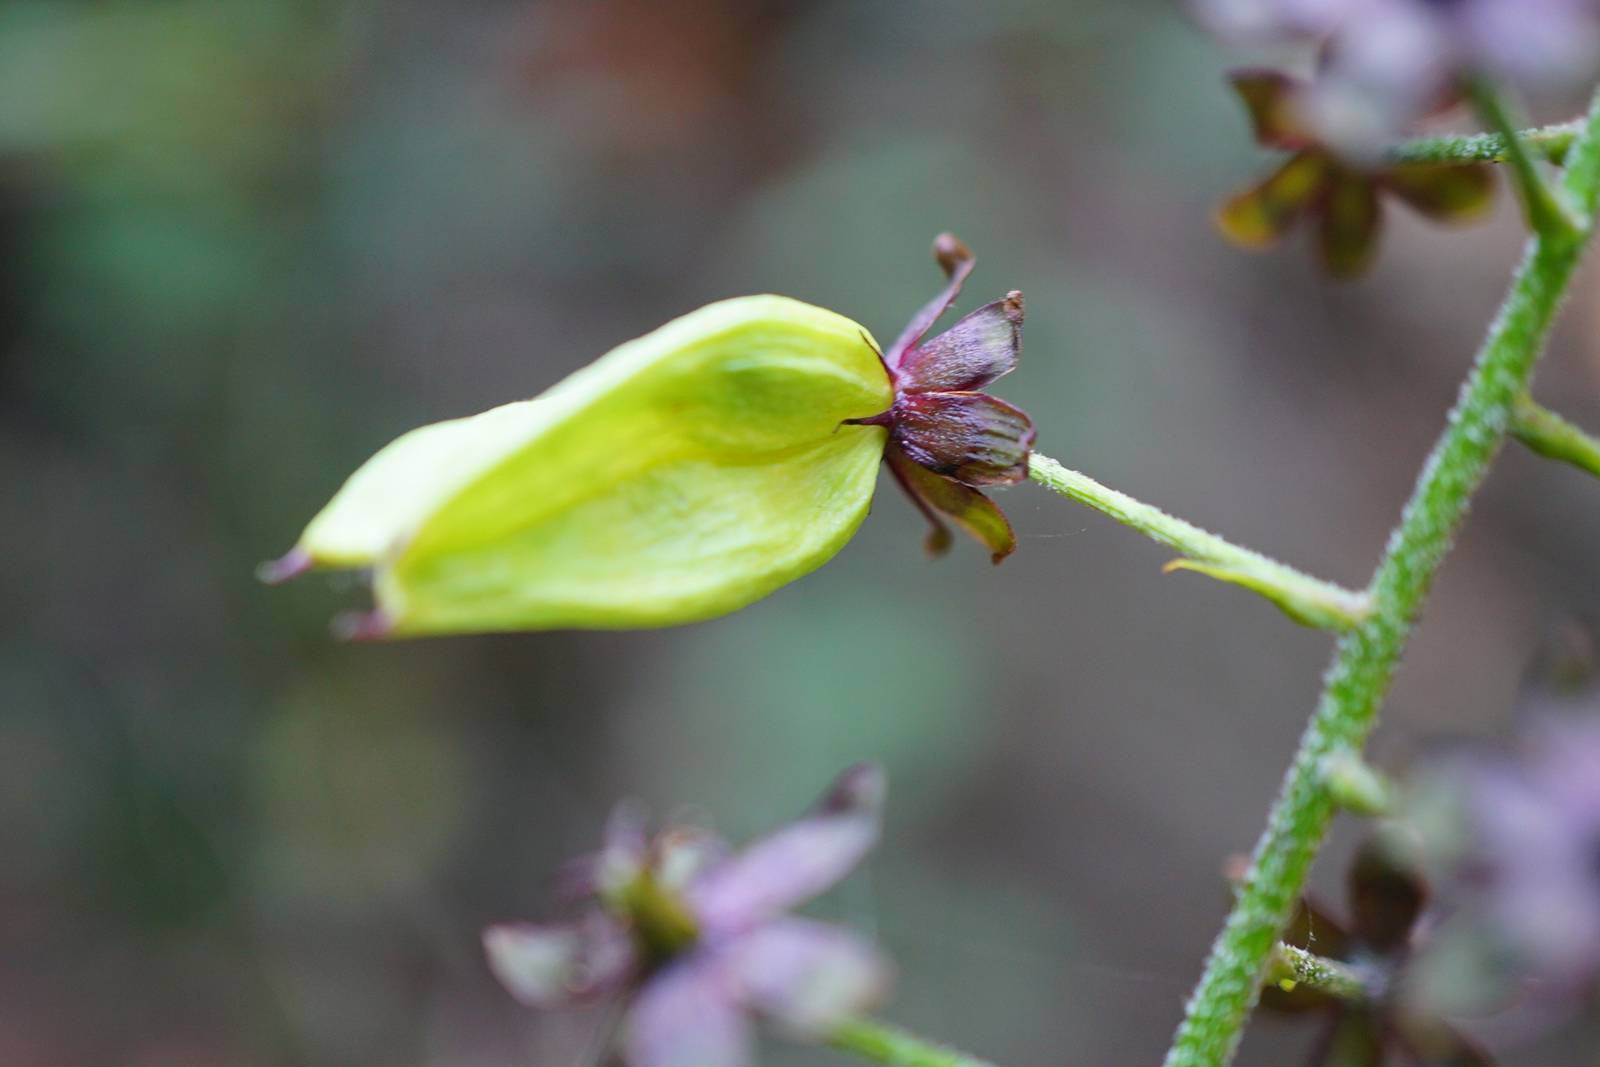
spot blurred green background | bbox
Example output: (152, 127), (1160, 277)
(4, 1), (1600, 1064)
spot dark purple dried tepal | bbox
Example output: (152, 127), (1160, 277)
(1263, 834), (1494, 1067)
(1217, 70), (1496, 277)
(484, 765), (891, 1067)
(851, 234), (1036, 562)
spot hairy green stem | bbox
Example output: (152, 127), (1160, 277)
(1028, 454), (1370, 630)
(1469, 82), (1583, 242)
(830, 1018), (998, 1067)
(1264, 944), (1372, 1002)
(1511, 394), (1600, 478)
(1161, 84), (1600, 1067)
(1388, 121), (1580, 167)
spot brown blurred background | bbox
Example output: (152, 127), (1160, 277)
(3, 1), (1600, 1064)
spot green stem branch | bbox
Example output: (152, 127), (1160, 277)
(1028, 454), (1370, 631)
(1318, 747), (1391, 817)
(1265, 944), (1371, 1002)
(1388, 121), (1581, 167)
(1469, 81), (1583, 242)
(830, 1018), (998, 1067)
(1511, 394), (1600, 479)
(1161, 83), (1600, 1067)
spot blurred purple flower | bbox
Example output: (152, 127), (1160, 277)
(1412, 711), (1600, 1001)
(849, 234), (1035, 563)
(1263, 834), (1494, 1066)
(1322, 0), (1599, 146)
(484, 765), (891, 1067)
(1193, 0), (1600, 146)
(1191, 0), (1356, 41)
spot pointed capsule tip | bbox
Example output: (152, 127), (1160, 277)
(257, 547), (313, 585)
(823, 761), (888, 814)
(331, 609), (393, 642)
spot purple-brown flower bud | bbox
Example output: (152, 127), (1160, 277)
(853, 235), (1037, 561)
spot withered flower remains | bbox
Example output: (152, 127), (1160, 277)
(1218, 70), (1496, 277)
(1264, 834), (1492, 1066)
(853, 234), (1036, 562)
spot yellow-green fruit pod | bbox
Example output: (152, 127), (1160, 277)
(288, 296), (893, 636)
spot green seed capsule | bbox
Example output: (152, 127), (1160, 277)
(270, 296), (893, 636)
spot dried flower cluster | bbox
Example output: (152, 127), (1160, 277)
(1197, 0), (1600, 275)
(1263, 834), (1491, 1065)
(851, 233), (1035, 561)
(1218, 70), (1496, 276)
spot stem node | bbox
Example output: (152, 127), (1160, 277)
(1471, 81), (1586, 244)
(1319, 747), (1391, 817)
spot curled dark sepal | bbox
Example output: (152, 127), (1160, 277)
(1347, 836), (1426, 956)
(1318, 168), (1383, 279)
(884, 450), (955, 557)
(1283, 894), (1353, 964)
(886, 446), (1017, 564)
(1311, 1007), (1384, 1067)
(892, 392), (1035, 486)
(885, 233), (976, 370)
(1381, 163), (1497, 223)
(897, 291), (1024, 392)
(1395, 1014), (1498, 1067)
(1229, 68), (1313, 149)
(870, 234), (1034, 560)
(1216, 151), (1329, 249)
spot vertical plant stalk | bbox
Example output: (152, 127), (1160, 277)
(1161, 85), (1600, 1067)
